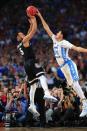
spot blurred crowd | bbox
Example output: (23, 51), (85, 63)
(0, 0), (87, 127)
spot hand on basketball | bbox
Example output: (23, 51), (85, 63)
(36, 9), (41, 17)
(27, 13), (35, 18)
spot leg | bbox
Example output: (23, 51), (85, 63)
(72, 81), (86, 100)
(28, 83), (40, 117)
(34, 64), (57, 102)
(29, 83), (37, 107)
(39, 75), (50, 96)
(39, 75), (57, 102)
(24, 60), (40, 117)
(61, 60), (79, 86)
(35, 88), (46, 127)
(72, 81), (87, 117)
(61, 60), (87, 117)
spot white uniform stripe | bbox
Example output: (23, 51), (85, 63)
(36, 71), (45, 76)
(29, 78), (38, 84)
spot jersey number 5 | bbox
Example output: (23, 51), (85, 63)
(19, 47), (24, 55)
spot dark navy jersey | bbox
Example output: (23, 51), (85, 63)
(17, 42), (35, 61)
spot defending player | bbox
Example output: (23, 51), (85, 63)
(17, 16), (57, 117)
(37, 10), (87, 117)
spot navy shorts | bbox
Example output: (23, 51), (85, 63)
(24, 59), (45, 85)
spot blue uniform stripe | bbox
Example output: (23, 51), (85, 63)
(61, 47), (67, 61)
(60, 60), (79, 81)
(67, 60), (79, 81)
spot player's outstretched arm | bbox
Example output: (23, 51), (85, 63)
(71, 45), (87, 53)
(22, 16), (37, 43)
(27, 19), (33, 34)
(37, 10), (53, 38)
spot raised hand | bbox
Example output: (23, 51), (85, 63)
(36, 9), (41, 17)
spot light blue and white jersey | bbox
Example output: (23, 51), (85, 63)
(51, 34), (79, 85)
(52, 34), (73, 66)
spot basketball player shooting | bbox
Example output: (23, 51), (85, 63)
(17, 7), (57, 117)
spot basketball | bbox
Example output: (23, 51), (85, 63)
(26, 6), (37, 16)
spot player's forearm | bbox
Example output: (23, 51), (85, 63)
(72, 46), (87, 53)
(27, 17), (37, 38)
(23, 18), (37, 42)
(27, 23), (37, 40)
(39, 14), (48, 29)
(27, 17), (36, 35)
(78, 47), (87, 53)
(27, 23), (33, 34)
(39, 14), (53, 37)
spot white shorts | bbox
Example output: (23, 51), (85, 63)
(60, 60), (79, 86)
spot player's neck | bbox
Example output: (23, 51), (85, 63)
(56, 38), (63, 42)
(55, 36), (63, 42)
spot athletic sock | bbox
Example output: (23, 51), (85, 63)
(29, 83), (37, 107)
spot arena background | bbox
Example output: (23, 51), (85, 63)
(0, 0), (87, 130)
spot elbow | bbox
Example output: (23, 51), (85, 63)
(76, 47), (80, 52)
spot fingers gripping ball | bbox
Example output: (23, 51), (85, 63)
(26, 6), (37, 16)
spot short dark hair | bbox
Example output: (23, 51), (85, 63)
(61, 29), (68, 39)
(57, 27), (68, 39)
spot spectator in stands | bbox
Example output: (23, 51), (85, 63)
(5, 83), (28, 126)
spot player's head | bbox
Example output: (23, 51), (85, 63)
(17, 32), (25, 42)
(55, 31), (63, 40)
(55, 29), (67, 40)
